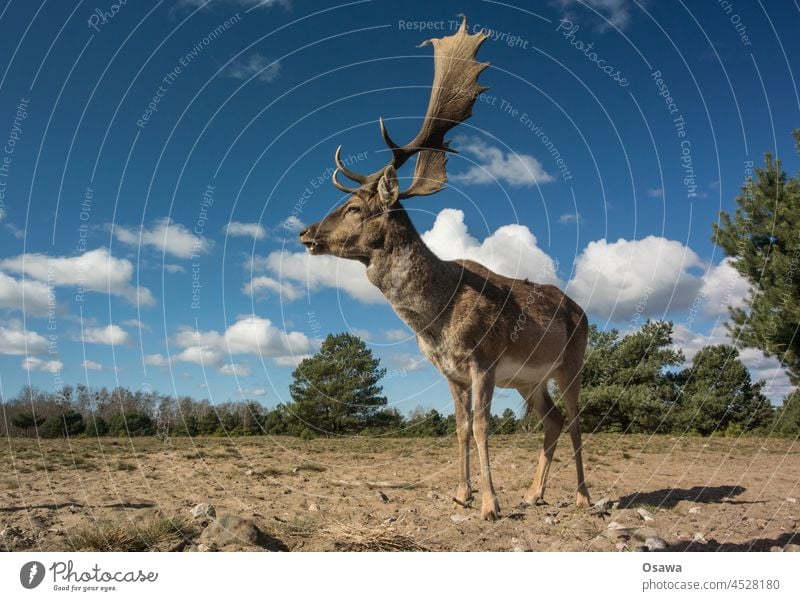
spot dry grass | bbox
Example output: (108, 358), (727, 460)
(71, 516), (197, 551)
(323, 520), (429, 552)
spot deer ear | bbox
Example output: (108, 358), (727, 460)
(377, 166), (400, 208)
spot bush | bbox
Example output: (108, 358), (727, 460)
(40, 410), (85, 438)
(107, 412), (155, 437)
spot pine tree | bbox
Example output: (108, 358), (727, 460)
(288, 333), (387, 435)
(713, 131), (800, 383)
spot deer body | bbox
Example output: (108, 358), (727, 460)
(299, 18), (590, 520)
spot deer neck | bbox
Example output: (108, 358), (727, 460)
(365, 210), (457, 335)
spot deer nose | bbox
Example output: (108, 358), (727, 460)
(298, 227), (309, 238)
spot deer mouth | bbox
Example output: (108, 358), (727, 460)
(302, 239), (327, 255)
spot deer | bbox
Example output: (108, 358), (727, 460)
(298, 17), (590, 521)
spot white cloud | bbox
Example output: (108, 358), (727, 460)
(225, 221), (266, 240)
(173, 315), (314, 367)
(282, 216), (306, 233)
(239, 386), (268, 397)
(421, 209), (562, 285)
(0, 271), (52, 316)
(0, 320), (48, 355)
(144, 354), (169, 367)
(83, 324), (129, 346)
(223, 53), (281, 83)
(122, 319), (151, 332)
(567, 236), (750, 322)
(0, 248), (154, 306)
(351, 328), (372, 340)
(450, 136), (554, 187)
(273, 354), (310, 367)
(558, 212), (583, 225)
(164, 264), (185, 274)
(219, 362), (252, 377)
(260, 251), (386, 304)
(387, 352), (428, 372)
(114, 218), (210, 259)
(384, 328), (411, 342)
(671, 323), (793, 401)
(81, 360), (103, 371)
(647, 187), (664, 198)
(0, 207), (5, 221)
(555, 0), (633, 30)
(243, 275), (304, 301)
(21, 356), (63, 373)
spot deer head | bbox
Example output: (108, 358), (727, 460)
(299, 17), (489, 263)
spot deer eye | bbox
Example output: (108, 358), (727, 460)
(346, 205), (361, 215)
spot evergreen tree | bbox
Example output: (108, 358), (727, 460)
(677, 345), (773, 435)
(11, 412), (45, 437)
(773, 389), (800, 436)
(288, 333), (387, 435)
(713, 131), (800, 383)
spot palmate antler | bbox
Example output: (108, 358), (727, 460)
(333, 16), (489, 199)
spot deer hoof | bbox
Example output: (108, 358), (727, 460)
(481, 497), (501, 521)
(576, 491), (591, 508)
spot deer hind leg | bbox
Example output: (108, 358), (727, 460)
(555, 368), (591, 507)
(521, 383), (564, 506)
(470, 362), (500, 521)
(448, 378), (473, 506)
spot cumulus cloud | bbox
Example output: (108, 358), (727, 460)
(387, 352), (428, 372)
(225, 221), (266, 240)
(558, 212), (583, 225)
(0, 320), (48, 355)
(164, 264), (185, 274)
(555, 0), (634, 30)
(567, 236), (751, 322)
(144, 354), (169, 367)
(239, 386), (268, 397)
(223, 54), (281, 83)
(114, 218), (210, 259)
(0, 271), (52, 316)
(219, 362), (252, 377)
(243, 275), (304, 301)
(450, 136), (554, 187)
(21, 356), (63, 373)
(384, 329), (411, 342)
(82, 324), (129, 346)
(172, 315), (314, 367)
(81, 360), (103, 371)
(421, 209), (562, 285)
(0, 248), (154, 306)
(281, 216), (306, 233)
(671, 323), (793, 401)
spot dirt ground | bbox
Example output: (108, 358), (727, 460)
(1, 433), (798, 551)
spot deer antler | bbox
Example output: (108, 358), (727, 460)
(333, 16), (489, 198)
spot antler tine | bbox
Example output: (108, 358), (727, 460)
(335, 145), (370, 185)
(379, 117), (414, 171)
(331, 168), (360, 194)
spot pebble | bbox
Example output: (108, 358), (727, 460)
(427, 491), (439, 500)
(245, 469), (254, 476)
(544, 516), (559, 525)
(636, 508), (655, 522)
(615, 542), (627, 551)
(308, 503), (319, 512)
(645, 536), (667, 551)
(197, 543), (211, 552)
(688, 506), (701, 514)
(513, 546), (527, 552)
(692, 532), (707, 544)
(190, 503), (216, 519)
(787, 497), (797, 504)
(450, 514), (470, 523)
(770, 546), (784, 552)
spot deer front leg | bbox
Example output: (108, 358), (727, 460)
(448, 379), (473, 506)
(470, 361), (500, 521)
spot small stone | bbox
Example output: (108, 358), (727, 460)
(511, 537), (520, 544)
(692, 532), (707, 544)
(688, 506), (701, 514)
(199, 515), (268, 548)
(245, 469), (254, 476)
(636, 508), (655, 522)
(645, 536), (667, 551)
(615, 542), (627, 551)
(787, 497), (797, 504)
(376, 491), (389, 503)
(450, 514), (470, 523)
(607, 521), (623, 530)
(544, 516), (559, 525)
(408, 508), (417, 514)
(308, 503), (319, 512)
(383, 517), (397, 525)
(590, 496), (612, 515)
(557, 500), (571, 508)
(770, 545), (784, 552)
(190, 503), (216, 519)
(427, 491), (439, 500)
(513, 546), (527, 552)
(197, 543), (211, 552)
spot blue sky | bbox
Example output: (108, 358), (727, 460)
(0, 0), (798, 415)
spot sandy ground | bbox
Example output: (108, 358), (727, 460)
(1, 433), (798, 551)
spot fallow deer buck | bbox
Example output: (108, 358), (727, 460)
(299, 18), (590, 520)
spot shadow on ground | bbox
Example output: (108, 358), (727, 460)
(618, 485), (746, 509)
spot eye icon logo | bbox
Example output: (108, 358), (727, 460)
(20, 561), (46, 589)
